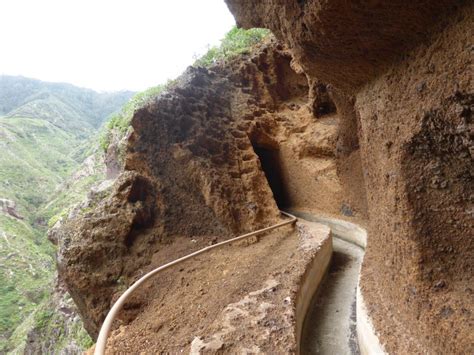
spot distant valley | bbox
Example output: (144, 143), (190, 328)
(0, 75), (133, 352)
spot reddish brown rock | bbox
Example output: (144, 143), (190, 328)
(57, 40), (364, 341)
(226, 0), (463, 91)
(225, 0), (473, 353)
(58, 2), (473, 350)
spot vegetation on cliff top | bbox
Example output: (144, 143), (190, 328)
(98, 26), (271, 155)
(98, 83), (172, 152)
(193, 26), (271, 67)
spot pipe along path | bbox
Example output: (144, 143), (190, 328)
(95, 209), (373, 355)
(94, 211), (297, 355)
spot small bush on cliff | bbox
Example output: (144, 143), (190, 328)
(47, 208), (68, 228)
(194, 26), (271, 67)
(99, 80), (177, 152)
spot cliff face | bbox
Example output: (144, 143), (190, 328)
(56, 43), (336, 335)
(57, 2), (471, 352)
(57, 38), (370, 340)
(227, 0), (473, 353)
(225, 0), (462, 92)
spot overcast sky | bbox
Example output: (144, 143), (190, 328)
(0, 0), (235, 92)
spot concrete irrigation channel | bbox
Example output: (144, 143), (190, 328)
(301, 236), (363, 354)
(290, 210), (383, 355)
(94, 209), (384, 354)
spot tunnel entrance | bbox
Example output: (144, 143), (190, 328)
(253, 146), (290, 209)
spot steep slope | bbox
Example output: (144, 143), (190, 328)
(0, 75), (133, 136)
(0, 77), (132, 352)
(52, 5), (471, 353)
(55, 31), (370, 353)
(0, 117), (82, 217)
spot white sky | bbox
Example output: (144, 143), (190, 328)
(0, 0), (235, 92)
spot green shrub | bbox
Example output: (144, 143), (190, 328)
(47, 208), (68, 228)
(74, 323), (94, 349)
(98, 80), (177, 152)
(194, 26), (271, 67)
(33, 309), (54, 330)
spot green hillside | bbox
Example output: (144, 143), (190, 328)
(0, 117), (81, 218)
(0, 76), (132, 352)
(0, 76), (133, 134)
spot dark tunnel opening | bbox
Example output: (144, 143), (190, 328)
(253, 146), (291, 209)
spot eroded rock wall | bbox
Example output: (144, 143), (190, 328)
(57, 41), (357, 338)
(226, 0), (462, 91)
(58, 65), (282, 335)
(227, 0), (473, 353)
(355, 9), (473, 352)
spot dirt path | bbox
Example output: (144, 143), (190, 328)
(104, 220), (332, 354)
(290, 211), (365, 355)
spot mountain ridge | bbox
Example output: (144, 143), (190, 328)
(0, 75), (133, 352)
(0, 75), (133, 136)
